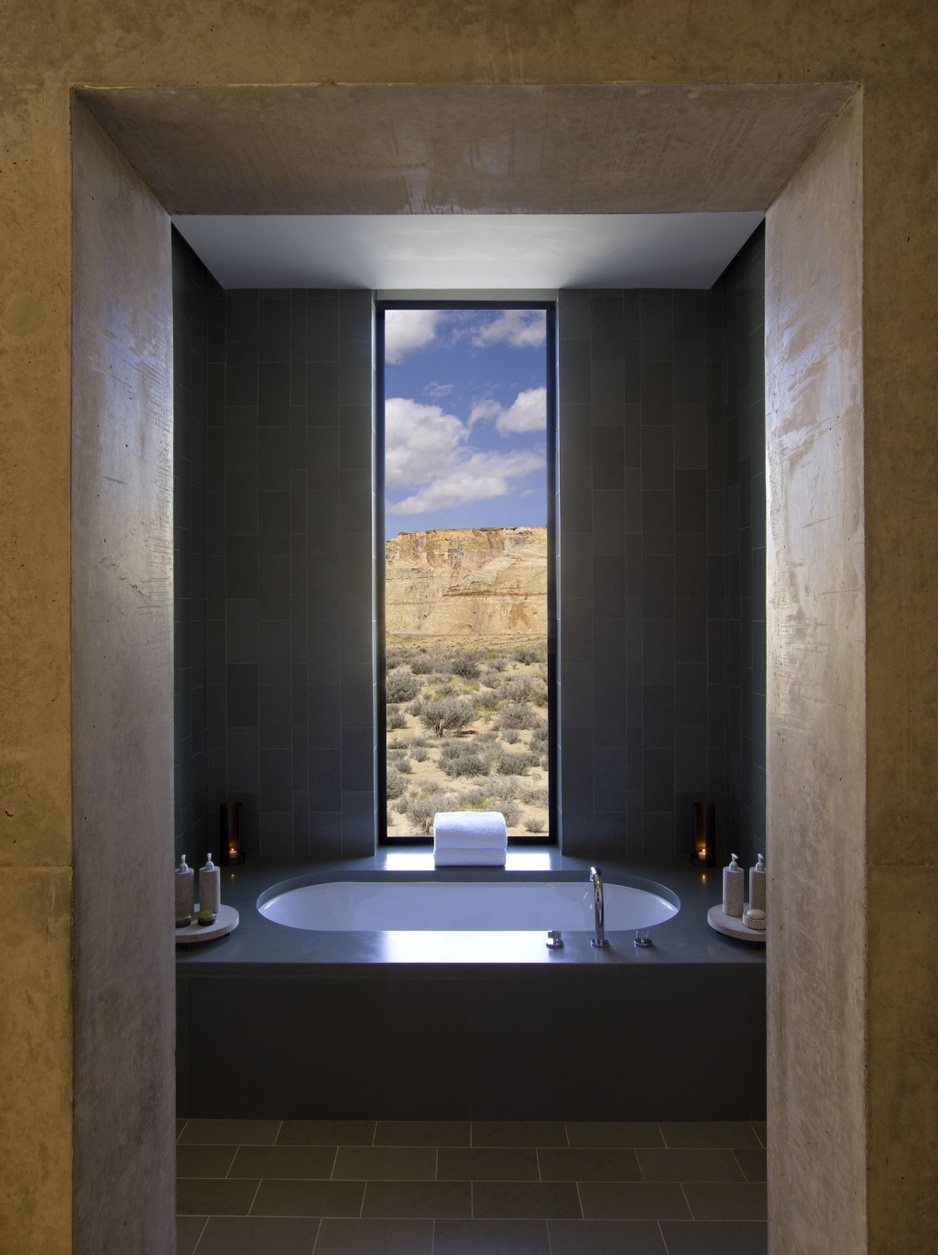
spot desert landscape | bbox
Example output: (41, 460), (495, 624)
(384, 526), (549, 838)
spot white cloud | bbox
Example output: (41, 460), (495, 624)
(469, 386), (547, 436)
(472, 309), (547, 349)
(388, 448), (546, 515)
(424, 381), (455, 400)
(384, 309), (442, 363)
(385, 394), (545, 515)
(385, 397), (466, 491)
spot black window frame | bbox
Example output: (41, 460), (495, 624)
(376, 298), (558, 846)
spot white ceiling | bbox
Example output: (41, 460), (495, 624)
(172, 213), (764, 291)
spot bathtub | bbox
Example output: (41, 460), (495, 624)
(177, 859), (765, 1123)
(259, 877), (679, 933)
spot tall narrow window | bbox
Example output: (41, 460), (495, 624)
(377, 302), (556, 842)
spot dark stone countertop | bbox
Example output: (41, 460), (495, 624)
(175, 850), (766, 975)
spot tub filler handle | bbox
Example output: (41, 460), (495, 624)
(590, 867), (610, 948)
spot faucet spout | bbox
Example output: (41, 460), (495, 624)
(590, 866), (610, 948)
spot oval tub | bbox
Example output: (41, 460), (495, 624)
(258, 877), (679, 933)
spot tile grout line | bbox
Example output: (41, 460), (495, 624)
(679, 1181), (694, 1222)
(188, 1215), (209, 1255)
(245, 1177), (263, 1218)
(657, 1218), (672, 1255)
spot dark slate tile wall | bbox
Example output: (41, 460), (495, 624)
(204, 288), (376, 859)
(172, 230), (218, 866)
(722, 225), (767, 867)
(557, 288), (727, 860)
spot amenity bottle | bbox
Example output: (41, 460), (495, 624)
(175, 855), (195, 921)
(749, 853), (766, 914)
(199, 853), (220, 915)
(723, 852), (744, 918)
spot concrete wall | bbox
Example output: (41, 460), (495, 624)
(70, 104), (177, 1253)
(2, 5), (937, 1254)
(766, 97), (867, 1252)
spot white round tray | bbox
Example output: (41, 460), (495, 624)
(175, 903), (239, 945)
(707, 902), (766, 944)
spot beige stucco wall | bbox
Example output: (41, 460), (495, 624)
(1, 3), (936, 1253)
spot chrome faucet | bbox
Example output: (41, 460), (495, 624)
(590, 866), (610, 948)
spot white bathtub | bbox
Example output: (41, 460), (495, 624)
(258, 878), (679, 933)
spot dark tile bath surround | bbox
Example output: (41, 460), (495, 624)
(173, 223), (767, 868)
(171, 228), (767, 1130)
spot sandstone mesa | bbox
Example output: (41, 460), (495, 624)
(385, 526), (547, 640)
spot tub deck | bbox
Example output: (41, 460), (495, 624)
(176, 853), (765, 1123)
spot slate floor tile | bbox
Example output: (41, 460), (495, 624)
(751, 1123), (767, 1149)
(176, 1177), (259, 1216)
(361, 1180), (471, 1218)
(636, 1149), (745, 1182)
(733, 1149), (767, 1183)
(228, 1144), (336, 1179)
(374, 1120), (470, 1146)
(565, 1122), (666, 1149)
(682, 1183), (767, 1221)
(658, 1220), (768, 1254)
(179, 1118), (281, 1145)
(538, 1148), (642, 1181)
(175, 1214), (206, 1255)
(313, 1217), (433, 1254)
(547, 1218), (668, 1254)
(473, 1180), (582, 1220)
(578, 1182), (691, 1220)
(191, 1215), (322, 1254)
(176, 1118), (189, 1140)
(332, 1145), (436, 1180)
(659, 1122), (761, 1150)
(433, 1217), (551, 1254)
(472, 1121), (569, 1147)
(250, 1179), (363, 1217)
(175, 1144), (236, 1178)
(278, 1119), (375, 1146)
(438, 1147), (539, 1181)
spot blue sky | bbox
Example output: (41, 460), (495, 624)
(383, 308), (548, 537)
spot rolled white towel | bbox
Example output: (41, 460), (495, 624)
(434, 846), (507, 868)
(433, 811), (508, 849)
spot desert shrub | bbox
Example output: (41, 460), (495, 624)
(490, 747), (539, 777)
(439, 741), (492, 778)
(410, 649), (451, 676)
(386, 667), (421, 704)
(479, 668), (503, 689)
(410, 745), (429, 762)
(528, 716), (549, 748)
(473, 689), (500, 712)
(501, 728), (520, 744)
(405, 790), (460, 836)
(458, 785), (520, 829)
(386, 768), (407, 800)
(415, 696), (475, 738)
(451, 651), (482, 680)
(511, 646), (542, 665)
(520, 784), (549, 808)
(485, 655), (508, 671)
(524, 817), (546, 834)
(502, 676), (543, 704)
(497, 701), (538, 731)
(386, 706), (408, 730)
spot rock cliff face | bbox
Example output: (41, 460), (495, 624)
(386, 527), (547, 639)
